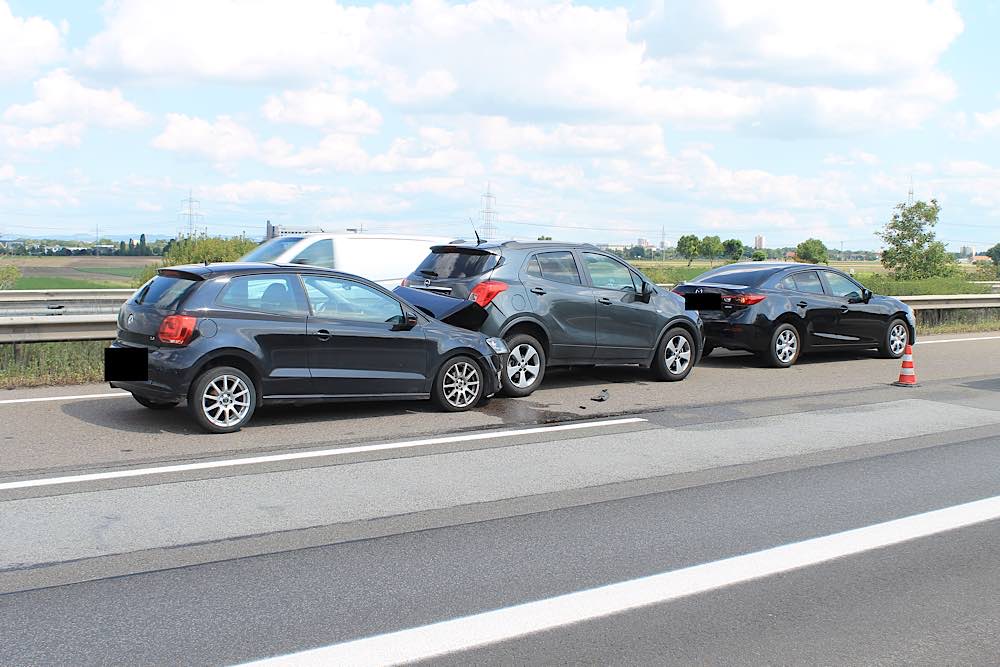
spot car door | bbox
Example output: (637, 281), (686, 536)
(776, 270), (842, 347)
(289, 238), (335, 268)
(300, 273), (430, 397)
(580, 251), (661, 361)
(820, 270), (882, 345)
(212, 273), (312, 396)
(521, 250), (596, 362)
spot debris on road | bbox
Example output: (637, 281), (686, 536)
(591, 389), (609, 402)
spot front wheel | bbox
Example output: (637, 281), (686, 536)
(652, 327), (695, 381)
(188, 366), (257, 434)
(133, 394), (179, 410)
(879, 318), (910, 359)
(433, 356), (484, 412)
(766, 323), (801, 368)
(500, 333), (546, 397)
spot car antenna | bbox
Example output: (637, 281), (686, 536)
(471, 218), (483, 245)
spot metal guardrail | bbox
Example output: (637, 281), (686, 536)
(1, 291), (999, 344)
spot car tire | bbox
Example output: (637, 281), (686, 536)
(433, 356), (485, 412)
(188, 366), (257, 434)
(879, 318), (910, 359)
(500, 333), (546, 397)
(652, 327), (695, 381)
(132, 394), (179, 410)
(766, 323), (801, 368)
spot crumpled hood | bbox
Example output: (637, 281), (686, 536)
(394, 286), (489, 332)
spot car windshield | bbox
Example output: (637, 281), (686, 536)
(691, 266), (780, 287)
(415, 248), (499, 279)
(241, 236), (304, 263)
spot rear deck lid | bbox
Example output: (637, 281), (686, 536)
(404, 245), (501, 299)
(118, 270), (201, 345)
(394, 286), (488, 331)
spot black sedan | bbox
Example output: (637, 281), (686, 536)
(105, 263), (507, 433)
(672, 263), (916, 367)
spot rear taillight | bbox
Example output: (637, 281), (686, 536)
(157, 315), (198, 345)
(469, 280), (508, 307)
(723, 294), (766, 306)
(401, 278), (410, 287)
(671, 288), (684, 296)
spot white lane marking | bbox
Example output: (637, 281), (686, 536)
(244, 494), (1000, 667)
(917, 335), (1000, 345)
(0, 417), (647, 491)
(0, 392), (126, 405)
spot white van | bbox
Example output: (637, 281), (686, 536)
(241, 233), (451, 289)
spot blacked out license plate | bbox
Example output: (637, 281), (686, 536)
(104, 347), (149, 381)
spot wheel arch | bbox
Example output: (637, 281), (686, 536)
(646, 316), (702, 367)
(500, 317), (551, 358)
(188, 348), (264, 401)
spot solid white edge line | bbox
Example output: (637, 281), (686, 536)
(916, 335), (1000, 345)
(0, 392), (126, 405)
(0, 417), (648, 491)
(243, 494), (1000, 667)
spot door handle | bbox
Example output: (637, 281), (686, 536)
(316, 328), (331, 341)
(797, 301), (808, 308)
(530, 287), (546, 295)
(840, 305), (850, 313)
(598, 297), (613, 305)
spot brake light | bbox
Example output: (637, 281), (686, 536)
(671, 288), (684, 296)
(469, 280), (508, 307)
(157, 315), (198, 345)
(722, 294), (766, 306)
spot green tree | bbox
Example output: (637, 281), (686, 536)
(0, 264), (20, 289)
(127, 238), (135, 256)
(627, 245), (646, 259)
(536, 235), (552, 241)
(986, 243), (1000, 267)
(751, 250), (767, 261)
(138, 233), (148, 256)
(795, 238), (829, 264)
(700, 235), (724, 267)
(118, 240), (126, 256)
(722, 238), (744, 261)
(876, 199), (958, 280)
(677, 234), (701, 266)
(133, 235), (260, 286)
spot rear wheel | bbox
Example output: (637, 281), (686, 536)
(132, 394), (178, 410)
(500, 333), (546, 397)
(766, 323), (800, 368)
(188, 366), (257, 434)
(433, 356), (484, 412)
(652, 327), (695, 381)
(879, 318), (909, 359)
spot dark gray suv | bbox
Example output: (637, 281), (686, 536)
(402, 241), (704, 397)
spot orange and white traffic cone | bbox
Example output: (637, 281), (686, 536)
(892, 344), (919, 387)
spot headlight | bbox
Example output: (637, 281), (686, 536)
(486, 337), (508, 354)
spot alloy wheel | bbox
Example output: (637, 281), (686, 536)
(663, 335), (692, 375)
(775, 329), (798, 364)
(201, 374), (252, 429)
(889, 323), (907, 356)
(443, 361), (481, 408)
(507, 343), (541, 389)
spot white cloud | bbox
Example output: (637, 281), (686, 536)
(198, 180), (321, 204)
(262, 85), (381, 133)
(3, 70), (147, 128)
(262, 133), (370, 171)
(381, 69), (458, 105)
(393, 176), (467, 194)
(0, 163), (14, 180)
(823, 150), (879, 166)
(152, 114), (258, 163)
(973, 109), (1000, 132)
(0, 1), (64, 81)
(135, 200), (162, 212)
(0, 122), (83, 151)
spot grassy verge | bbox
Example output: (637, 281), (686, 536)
(12, 276), (127, 290)
(0, 341), (109, 389)
(74, 267), (144, 279)
(920, 318), (1000, 335)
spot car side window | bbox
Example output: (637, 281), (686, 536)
(291, 240), (335, 268)
(583, 252), (637, 291)
(824, 272), (862, 300)
(525, 256), (543, 279)
(791, 271), (825, 295)
(217, 275), (305, 316)
(529, 251), (582, 285)
(301, 275), (404, 325)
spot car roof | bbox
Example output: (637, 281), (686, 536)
(159, 262), (373, 281)
(433, 240), (601, 252)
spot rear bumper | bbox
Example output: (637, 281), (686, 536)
(481, 352), (505, 396)
(703, 320), (769, 353)
(107, 340), (197, 402)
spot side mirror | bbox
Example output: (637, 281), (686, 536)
(392, 311), (419, 331)
(638, 281), (653, 303)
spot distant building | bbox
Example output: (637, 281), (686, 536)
(754, 234), (766, 250)
(960, 245), (975, 257)
(972, 255), (991, 263)
(637, 238), (653, 248)
(784, 251), (797, 260)
(266, 220), (329, 240)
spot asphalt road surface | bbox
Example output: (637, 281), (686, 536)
(1, 332), (999, 665)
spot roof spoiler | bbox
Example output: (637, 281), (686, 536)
(156, 267), (207, 281)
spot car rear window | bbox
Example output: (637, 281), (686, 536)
(241, 236), (303, 263)
(415, 248), (499, 279)
(692, 266), (779, 287)
(134, 275), (197, 310)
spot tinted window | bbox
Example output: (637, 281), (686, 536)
(532, 251), (582, 285)
(583, 252), (637, 291)
(415, 248), (499, 279)
(693, 266), (778, 287)
(218, 275), (304, 316)
(241, 236), (304, 262)
(134, 275), (196, 310)
(525, 256), (543, 279)
(291, 239), (335, 268)
(824, 272), (862, 300)
(785, 271), (825, 294)
(302, 275), (404, 324)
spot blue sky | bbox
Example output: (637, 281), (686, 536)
(1, 0), (999, 250)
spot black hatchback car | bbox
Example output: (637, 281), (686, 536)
(672, 262), (916, 367)
(106, 263), (507, 433)
(403, 241), (704, 396)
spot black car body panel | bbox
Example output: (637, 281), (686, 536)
(673, 262), (916, 354)
(403, 241), (705, 367)
(109, 263), (503, 406)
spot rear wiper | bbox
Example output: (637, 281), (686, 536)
(419, 270), (438, 277)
